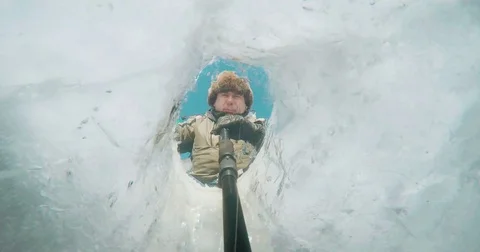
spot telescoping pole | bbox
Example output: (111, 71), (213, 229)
(218, 128), (252, 252)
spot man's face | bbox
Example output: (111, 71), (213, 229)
(213, 91), (247, 114)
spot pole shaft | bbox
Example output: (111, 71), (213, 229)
(219, 128), (252, 252)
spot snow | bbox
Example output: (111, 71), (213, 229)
(1, 0), (480, 251)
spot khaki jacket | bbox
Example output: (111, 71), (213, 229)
(175, 110), (266, 184)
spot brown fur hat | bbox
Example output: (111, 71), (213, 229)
(207, 71), (253, 108)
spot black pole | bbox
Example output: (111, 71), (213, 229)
(218, 128), (252, 252)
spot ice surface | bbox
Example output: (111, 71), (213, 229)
(1, 0), (480, 251)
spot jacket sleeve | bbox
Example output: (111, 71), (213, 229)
(174, 115), (200, 153)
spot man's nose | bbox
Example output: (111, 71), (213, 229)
(225, 95), (234, 102)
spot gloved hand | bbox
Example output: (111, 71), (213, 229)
(211, 114), (245, 135)
(211, 114), (264, 141)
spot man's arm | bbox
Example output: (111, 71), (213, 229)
(174, 115), (200, 153)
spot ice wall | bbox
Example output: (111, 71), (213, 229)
(1, 0), (480, 251)
(237, 1), (480, 251)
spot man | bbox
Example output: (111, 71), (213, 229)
(174, 71), (267, 186)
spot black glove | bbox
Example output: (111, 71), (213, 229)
(211, 114), (245, 135)
(211, 114), (265, 143)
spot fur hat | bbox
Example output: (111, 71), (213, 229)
(207, 71), (253, 108)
